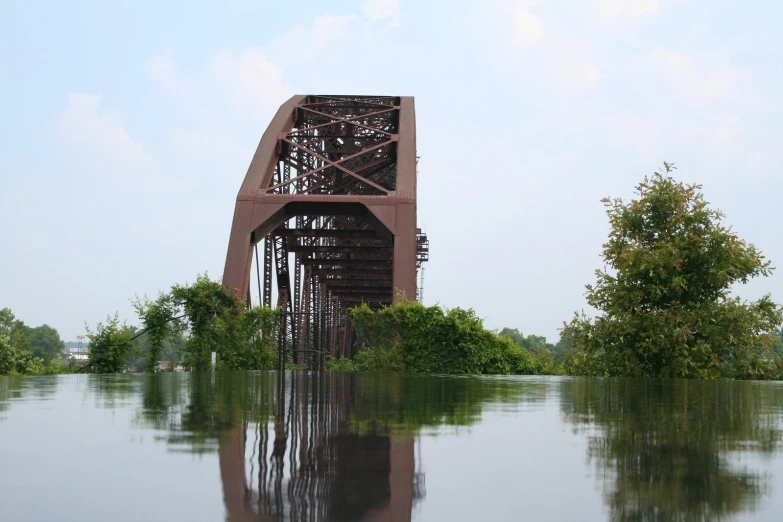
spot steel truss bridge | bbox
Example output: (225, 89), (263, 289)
(223, 95), (429, 368)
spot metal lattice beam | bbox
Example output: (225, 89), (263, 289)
(223, 95), (427, 366)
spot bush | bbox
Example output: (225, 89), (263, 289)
(86, 314), (136, 373)
(132, 275), (280, 373)
(349, 301), (545, 375)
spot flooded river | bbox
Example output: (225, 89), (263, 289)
(2, 372), (783, 521)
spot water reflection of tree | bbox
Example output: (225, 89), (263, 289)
(0, 376), (19, 420)
(560, 378), (783, 521)
(0, 375), (60, 421)
(86, 371), (550, 521)
(123, 372), (548, 444)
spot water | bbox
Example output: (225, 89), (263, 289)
(2, 372), (783, 522)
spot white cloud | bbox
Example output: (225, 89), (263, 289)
(642, 49), (741, 101)
(588, 0), (664, 23)
(145, 52), (190, 96)
(209, 48), (297, 115)
(312, 14), (356, 42)
(512, 8), (545, 48)
(362, 0), (400, 26)
(556, 55), (601, 90)
(507, 5), (600, 91)
(171, 128), (248, 163)
(58, 93), (151, 164)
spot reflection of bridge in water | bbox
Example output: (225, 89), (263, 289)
(218, 372), (424, 521)
(223, 95), (429, 369)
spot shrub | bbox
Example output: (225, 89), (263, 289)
(86, 314), (136, 373)
(350, 301), (544, 375)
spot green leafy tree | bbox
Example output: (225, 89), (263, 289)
(25, 324), (66, 365)
(563, 164), (783, 379)
(550, 336), (573, 359)
(0, 337), (16, 375)
(0, 308), (33, 375)
(498, 328), (547, 354)
(128, 326), (187, 372)
(86, 314), (136, 373)
(133, 293), (178, 372)
(171, 275), (247, 370)
(132, 275), (278, 372)
(771, 329), (783, 362)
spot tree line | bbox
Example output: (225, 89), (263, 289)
(3, 164), (782, 379)
(0, 308), (73, 375)
(332, 164), (783, 379)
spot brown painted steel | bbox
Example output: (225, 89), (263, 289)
(222, 95), (423, 365)
(273, 229), (379, 238)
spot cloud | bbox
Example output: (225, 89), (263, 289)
(557, 57), (601, 90)
(171, 128), (248, 163)
(145, 52), (190, 96)
(588, 0), (664, 24)
(642, 49), (741, 101)
(512, 8), (545, 48)
(362, 0), (400, 26)
(209, 48), (297, 115)
(507, 5), (600, 90)
(58, 93), (151, 164)
(311, 14), (356, 42)
(271, 13), (359, 63)
(144, 11), (374, 163)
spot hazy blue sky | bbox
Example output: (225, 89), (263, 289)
(1, 0), (782, 342)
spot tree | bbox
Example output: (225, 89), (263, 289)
(132, 275), (278, 372)
(563, 164), (783, 379)
(0, 308), (32, 375)
(498, 328), (547, 354)
(128, 326), (187, 372)
(25, 324), (66, 365)
(550, 335), (573, 359)
(772, 329), (783, 362)
(133, 293), (177, 372)
(86, 314), (136, 373)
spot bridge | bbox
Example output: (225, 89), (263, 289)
(223, 95), (428, 367)
(218, 372), (422, 521)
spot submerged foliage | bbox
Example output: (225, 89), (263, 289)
(130, 275), (279, 373)
(563, 164), (783, 379)
(561, 378), (783, 520)
(342, 301), (546, 375)
(0, 308), (32, 375)
(24, 324), (66, 365)
(1, 308), (78, 375)
(86, 314), (136, 374)
(498, 327), (574, 364)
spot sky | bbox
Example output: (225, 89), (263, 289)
(1, 0), (782, 343)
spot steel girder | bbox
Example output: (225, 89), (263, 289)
(223, 95), (422, 367)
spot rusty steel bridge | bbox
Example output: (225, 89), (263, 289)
(223, 95), (429, 368)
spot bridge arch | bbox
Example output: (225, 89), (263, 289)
(222, 95), (425, 365)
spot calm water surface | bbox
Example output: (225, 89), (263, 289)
(2, 372), (783, 521)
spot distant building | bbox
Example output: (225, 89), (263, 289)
(66, 349), (89, 361)
(158, 361), (183, 372)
